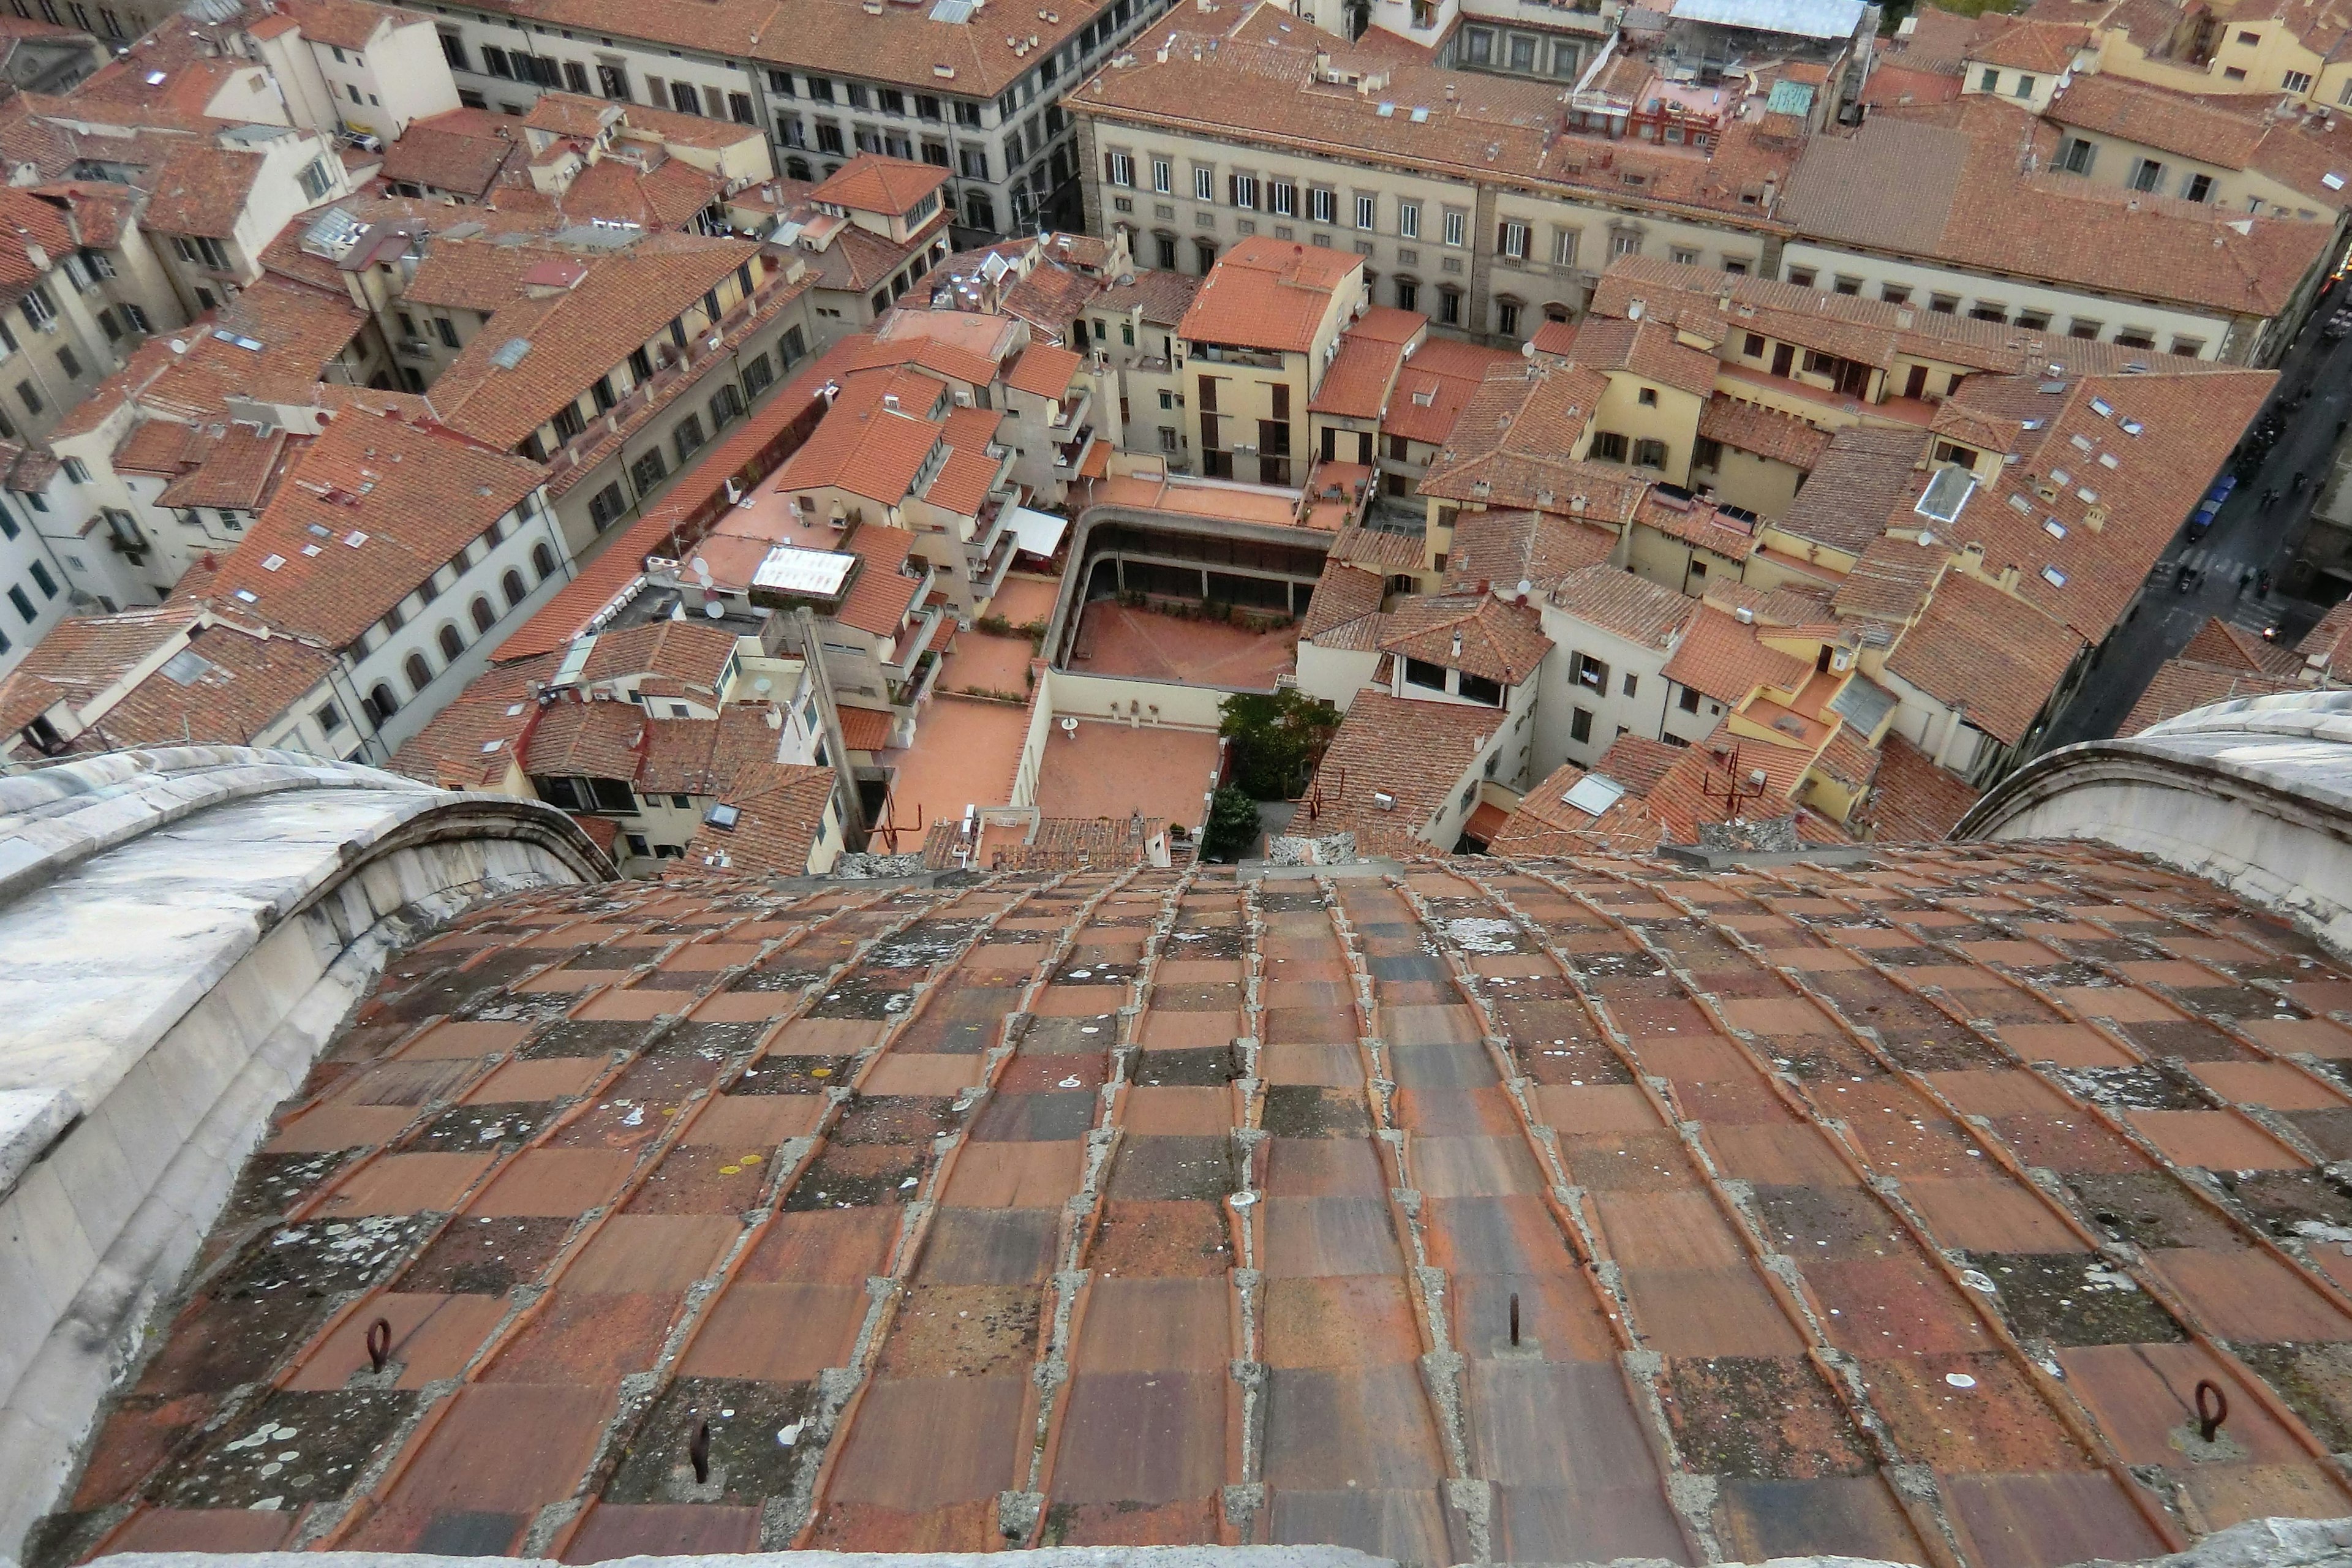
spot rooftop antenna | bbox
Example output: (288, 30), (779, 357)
(1700, 743), (1768, 821)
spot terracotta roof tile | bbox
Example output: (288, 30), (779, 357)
(1859, 730), (1981, 840)
(1553, 314), (1718, 399)
(205, 405), (547, 647)
(1300, 687), (1500, 851)
(1178, 233), (1361, 354)
(1376, 592), (1552, 684)
(1307, 325), (1411, 419)
(1384, 335), (1517, 447)
(1662, 603), (1812, 704)
(683, 760), (836, 875)
(810, 153), (951, 217)
(1697, 394), (1832, 470)
(835, 704), (893, 750)
(1301, 559), (1386, 641)
(1782, 110), (2331, 317)
(1885, 570), (2084, 747)
(1777, 424), (1927, 557)
(1442, 508), (1617, 594)
(1004, 342), (1082, 398)
(425, 236), (765, 451)
(1488, 755), (1667, 855)
(142, 144), (267, 241)
(386, 649), (560, 788)
(834, 522), (925, 636)
(1544, 564), (1697, 647)
(2117, 651), (2308, 736)
(1079, 11), (1804, 227)
(380, 113), (522, 197)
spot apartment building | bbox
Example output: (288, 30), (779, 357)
(391, 616), (842, 875)
(1072, 2), (1797, 342)
(1176, 235), (1367, 486)
(780, 154), (956, 341)
(141, 124), (361, 320)
(202, 402), (573, 756)
(413, 235), (818, 551)
(414, 0), (1180, 238)
(1777, 107), (2333, 364)
(39, 281), (380, 611)
(0, 460), (67, 676)
(246, 0), (464, 144)
(0, 186), (145, 446)
(0, 601), (344, 762)
(2042, 72), (2352, 225)
(2057, 0), (2352, 111)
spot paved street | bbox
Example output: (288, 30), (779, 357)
(2037, 281), (2352, 752)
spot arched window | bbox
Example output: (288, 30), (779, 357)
(404, 652), (433, 695)
(1193, 237), (1217, 274)
(785, 155), (811, 180)
(470, 595), (496, 633)
(502, 568), (527, 608)
(365, 682), (398, 722)
(532, 541), (556, 581)
(437, 623), (464, 662)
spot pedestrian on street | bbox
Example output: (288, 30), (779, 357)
(2241, 567), (2256, 595)
(2263, 487), (2282, 510)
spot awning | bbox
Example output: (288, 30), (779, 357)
(1007, 505), (1068, 557)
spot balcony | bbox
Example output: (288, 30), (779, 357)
(1190, 343), (1285, 369)
(1052, 422), (1098, 477)
(971, 525), (1018, 596)
(1047, 387), (1093, 435)
(884, 601), (945, 683)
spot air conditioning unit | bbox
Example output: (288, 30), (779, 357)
(33, 315), (56, 333)
(398, 338), (432, 358)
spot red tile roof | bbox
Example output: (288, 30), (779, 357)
(682, 760), (836, 875)
(142, 144), (266, 240)
(1178, 234), (1361, 355)
(1004, 342), (1082, 399)
(1860, 730), (1981, 841)
(1377, 592), (1552, 684)
(1299, 687), (1501, 851)
(205, 406), (547, 647)
(1885, 570), (2085, 747)
(834, 522), (925, 636)
(809, 153), (950, 218)
(1662, 603), (1812, 704)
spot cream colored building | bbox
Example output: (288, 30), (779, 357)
(1073, 6), (1791, 347)
(1176, 235), (1368, 486)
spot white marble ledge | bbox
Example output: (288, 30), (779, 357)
(0, 748), (608, 1169)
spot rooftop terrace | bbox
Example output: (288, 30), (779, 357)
(1069, 602), (1298, 690)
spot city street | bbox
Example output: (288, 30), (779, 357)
(2036, 280), (2352, 751)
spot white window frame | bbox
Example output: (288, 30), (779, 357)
(1443, 208), (1466, 247)
(1354, 193), (1376, 230)
(1398, 200), (1420, 239)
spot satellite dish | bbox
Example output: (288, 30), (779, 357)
(704, 600), (725, 618)
(1515, 578), (1532, 600)
(1059, 716), (1079, 736)
(167, 338), (187, 355)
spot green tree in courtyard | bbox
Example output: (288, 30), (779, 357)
(1218, 688), (1340, 800)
